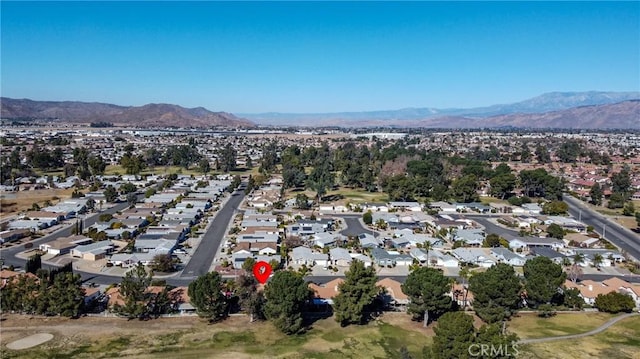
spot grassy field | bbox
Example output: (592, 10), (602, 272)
(0, 188), (76, 218)
(0, 313), (432, 359)
(519, 316), (640, 359)
(506, 312), (616, 340)
(3, 312), (637, 359)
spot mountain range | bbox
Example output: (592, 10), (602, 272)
(0, 98), (254, 128)
(241, 91), (640, 127)
(1, 91), (639, 129)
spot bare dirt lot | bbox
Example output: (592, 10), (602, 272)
(0, 188), (76, 218)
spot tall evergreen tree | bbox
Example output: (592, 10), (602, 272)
(264, 270), (311, 334)
(430, 311), (476, 359)
(469, 263), (522, 323)
(116, 263), (152, 319)
(523, 256), (566, 307)
(188, 271), (229, 322)
(333, 260), (380, 326)
(402, 267), (453, 327)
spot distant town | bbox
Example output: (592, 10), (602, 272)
(1, 125), (639, 357)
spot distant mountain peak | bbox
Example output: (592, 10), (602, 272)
(0, 97), (254, 128)
(242, 91), (640, 128)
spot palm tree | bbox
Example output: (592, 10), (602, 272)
(572, 253), (585, 267)
(459, 267), (471, 309)
(561, 257), (572, 268)
(593, 254), (604, 269)
(423, 241), (433, 267)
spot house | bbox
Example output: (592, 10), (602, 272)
(309, 278), (344, 305)
(452, 248), (495, 268)
(377, 278), (409, 309)
(108, 252), (155, 267)
(290, 246), (329, 267)
(410, 248), (429, 263)
(372, 212), (400, 228)
(564, 279), (634, 306)
(371, 248), (396, 267)
(428, 250), (460, 268)
(429, 201), (457, 213)
(0, 229), (30, 244)
(237, 233), (279, 243)
(71, 240), (115, 261)
(507, 236), (564, 251)
(169, 286), (195, 314)
(546, 216), (588, 233)
(329, 248), (352, 267)
(454, 229), (485, 246)
(350, 253), (373, 267)
(530, 247), (567, 264)
(389, 236), (411, 249)
(388, 201), (422, 212)
(358, 233), (383, 248)
(490, 247), (527, 266)
(521, 203), (542, 215)
(312, 232), (340, 248)
(362, 202), (389, 212)
(39, 235), (92, 256)
(370, 248), (413, 267)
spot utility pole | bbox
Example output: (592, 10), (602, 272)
(602, 224), (606, 239)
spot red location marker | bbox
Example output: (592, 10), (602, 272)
(252, 261), (272, 284)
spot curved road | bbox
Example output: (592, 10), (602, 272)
(519, 312), (639, 344)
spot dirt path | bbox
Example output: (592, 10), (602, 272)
(519, 312), (639, 344)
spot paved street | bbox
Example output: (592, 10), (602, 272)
(179, 187), (246, 279)
(563, 195), (640, 261)
(0, 200), (131, 270)
(338, 215), (379, 237)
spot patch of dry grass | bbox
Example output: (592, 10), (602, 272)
(518, 316), (640, 359)
(0, 188), (76, 218)
(507, 312), (616, 339)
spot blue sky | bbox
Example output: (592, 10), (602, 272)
(2, 1), (639, 113)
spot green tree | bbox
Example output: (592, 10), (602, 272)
(469, 263), (521, 323)
(333, 260), (380, 326)
(622, 202), (635, 216)
(103, 185), (118, 202)
(589, 183), (603, 206)
(542, 201), (569, 215)
(636, 212), (640, 228)
(450, 174), (480, 203)
(47, 272), (85, 317)
(430, 311), (475, 359)
(295, 193), (311, 210)
(235, 274), (265, 323)
(198, 159), (211, 174)
(546, 223), (564, 239)
(150, 254), (175, 272)
(523, 256), (566, 307)
(116, 263), (152, 319)
(611, 168), (632, 195)
(594, 292), (635, 313)
(489, 173), (516, 200)
(562, 287), (584, 310)
(25, 254), (42, 274)
(474, 323), (519, 359)
(242, 257), (256, 273)
(218, 143), (237, 172)
(264, 270), (311, 334)
(402, 267), (452, 327)
(363, 210), (373, 225)
(188, 271), (229, 322)
(483, 233), (501, 248)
